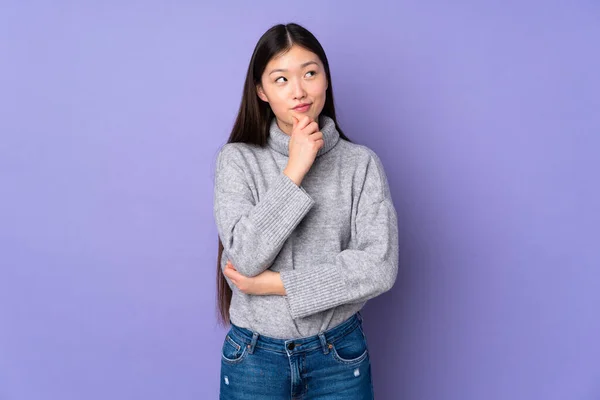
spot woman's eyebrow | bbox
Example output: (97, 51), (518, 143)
(269, 61), (319, 75)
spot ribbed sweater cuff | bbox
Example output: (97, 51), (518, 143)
(280, 265), (352, 319)
(248, 172), (314, 247)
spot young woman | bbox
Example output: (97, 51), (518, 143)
(213, 22), (399, 399)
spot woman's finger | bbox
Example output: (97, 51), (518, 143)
(224, 270), (238, 286)
(225, 267), (243, 282)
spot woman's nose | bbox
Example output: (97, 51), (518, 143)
(291, 78), (307, 99)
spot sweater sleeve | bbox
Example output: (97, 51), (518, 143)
(213, 144), (315, 277)
(280, 151), (399, 319)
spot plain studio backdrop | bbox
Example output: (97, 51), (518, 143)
(1, 1), (599, 399)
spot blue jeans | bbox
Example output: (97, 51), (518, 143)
(219, 312), (374, 399)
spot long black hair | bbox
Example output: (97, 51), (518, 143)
(216, 23), (352, 326)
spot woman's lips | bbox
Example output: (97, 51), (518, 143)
(293, 104), (311, 112)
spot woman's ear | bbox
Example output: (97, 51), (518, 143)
(256, 84), (268, 102)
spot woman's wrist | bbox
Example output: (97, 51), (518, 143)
(283, 167), (304, 187)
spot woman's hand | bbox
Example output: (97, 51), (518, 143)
(283, 115), (324, 186)
(223, 260), (286, 296)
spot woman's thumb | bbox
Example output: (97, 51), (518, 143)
(292, 116), (299, 130)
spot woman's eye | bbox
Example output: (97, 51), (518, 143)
(275, 71), (315, 83)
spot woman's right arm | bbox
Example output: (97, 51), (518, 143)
(213, 144), (315, 277)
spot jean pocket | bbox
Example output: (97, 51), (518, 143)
(221, 332), (248, 364)
(330, 324), (369, 365)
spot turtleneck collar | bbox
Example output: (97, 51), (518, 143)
(267, 114), (340, 157)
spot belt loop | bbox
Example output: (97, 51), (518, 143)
(357, 311), (363, 323)
(318, 332), (330, 355)
(247, 331), (259, 354)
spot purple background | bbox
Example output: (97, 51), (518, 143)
(1, 1), (599, 399)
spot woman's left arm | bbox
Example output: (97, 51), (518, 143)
(225, 151), (399, 319)
(223, 260), (286, 296)
(279, 151), (399, 319)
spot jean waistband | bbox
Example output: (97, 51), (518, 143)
(228, 311), (363, 356)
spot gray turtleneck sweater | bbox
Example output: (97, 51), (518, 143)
(213, 114), (398, 339)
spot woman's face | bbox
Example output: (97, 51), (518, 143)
(257, 44), (328, 135)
